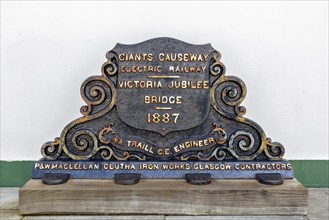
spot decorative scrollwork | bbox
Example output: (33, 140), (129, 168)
(97, 145), (146, 161)
(229, 130), (255, 152)
(80, 106), (89, 115)
(99, 122), (116, 144)
(211, 76), (247, 117)
(180, 152), (202, 161)
(227, 130), (263, 160)
(264, 138), (285, 160)
(180, 147), (236, 161)
(102, 51), (118, 77)
(201, 148), (227, 161)
(41, 137), (62, 160)
(72, 130), (95, 151)
(58, 125), (147, 161)
(210, 149), (227, 160)
(98, 145), (114, 160)
(63, 130), (99, 160)
(222, 84), (243, 106)
(179, 125), (267, 161)
(209, 52), (225, 77)
(80, 76), (116, 116)
(211, 123), (227, 144)
(235, 105), (246, 116)
(211, 74), (285, 160)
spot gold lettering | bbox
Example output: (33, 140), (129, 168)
(167, 80), (209, 89)
(190, 54), (197, 61)
(208, 137), (215, 143)
(144, 96), (182, 104)
(117, 53), (153, 62)
(177, 53), (182, 61)
(282, 163), (286, 170)
(119, 54), (125, 61)
(203, 54), (208, 61)
(158, 53), (164, 61)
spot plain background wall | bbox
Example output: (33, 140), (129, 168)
(1, 1), (328, 160)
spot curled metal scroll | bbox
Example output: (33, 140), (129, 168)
(98, 145), (146, 161)
(41, 137), (62, 160)
(210, 61), (285, 160)
(64, 130), (99, 160)
(229, 130), (255, 152)
(264, 138), (285, 160)
(80, 76), (116, 116)
(210, 52), (225, 77)
(211, 75), (247, 117)
(41, 54), (118, 160)
(102, 51), (118, 77)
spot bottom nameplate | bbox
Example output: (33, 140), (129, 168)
(32, 160), (294, 179)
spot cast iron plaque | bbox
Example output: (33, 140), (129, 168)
(36, 38), (292, 180)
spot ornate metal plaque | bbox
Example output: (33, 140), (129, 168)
(33, 38), (293, 182)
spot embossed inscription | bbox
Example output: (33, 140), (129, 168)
(115, 40), (213, 135)
(34, 162), (292, 171)
(117, 52), (208, 130)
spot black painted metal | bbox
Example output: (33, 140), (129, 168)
(41, 173), (70, 185)
(36, 38), (290, 182)
(186, 173), (212, 185)
(41, 38), (285, 162)
(256, 173), (284, 185)
(114, 173), (141, 185)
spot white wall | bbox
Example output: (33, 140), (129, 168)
(1, 1), (328, 160)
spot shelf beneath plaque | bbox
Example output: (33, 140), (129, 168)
(20, 178), (308, 216)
